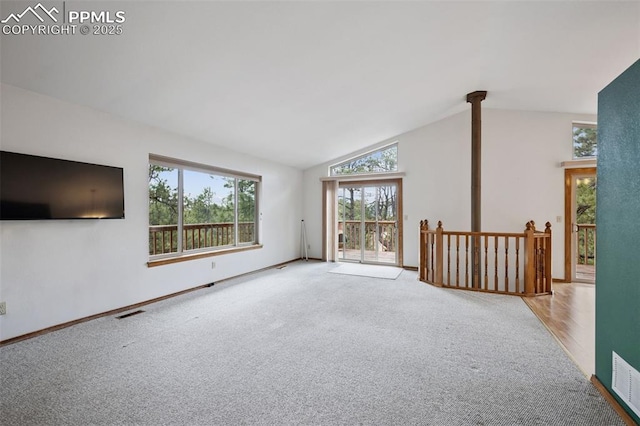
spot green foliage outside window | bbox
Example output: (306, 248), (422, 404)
(576, 176), (596, 265)
(149, 165), (178, 226)
(330, 144), (397, 176)
(572, 124), (597, 266)
(576, 177), (596, 225)
(148, 163), (257, 255)
(573, 126), (597, 158)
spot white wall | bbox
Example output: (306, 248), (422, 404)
(303, 108), (597, 277)
(0, 84), (303, 341)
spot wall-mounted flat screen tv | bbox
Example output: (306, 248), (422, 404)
(0, 151), (125, 220)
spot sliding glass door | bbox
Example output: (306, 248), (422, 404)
(338, 183), (398, 265)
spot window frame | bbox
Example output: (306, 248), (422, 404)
(328, 142), (398, 177)
(148, 154), (261, 267)
(572, 122), (598, 160)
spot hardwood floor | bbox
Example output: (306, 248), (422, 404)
(523, 282), (595, 377)
(576, 264), (596, 282)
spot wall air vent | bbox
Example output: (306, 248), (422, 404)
(612, 351), (640, 418)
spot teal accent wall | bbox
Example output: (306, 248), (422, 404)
(596, 58), (640, 424)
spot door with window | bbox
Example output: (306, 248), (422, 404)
(569, 171), (597, 282)
(563, 123), (598, 283)
(337, 182), (399, 265)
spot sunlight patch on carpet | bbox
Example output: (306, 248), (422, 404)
(328, 263), (403, 280)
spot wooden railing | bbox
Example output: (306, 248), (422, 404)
(576, 224), (596, 265)
(341, 220), (397, 252)
(419, 220), (552, 296)
(149, 222), (255, 255)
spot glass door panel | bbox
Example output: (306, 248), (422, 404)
(338, 187), (362, 262)
(573, 174), (597, 283)
(363, 186), (379, 262)
(376, 184), (398, 265)
(338, 183), (398, 265)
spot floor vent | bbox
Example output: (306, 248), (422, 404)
(612, 351), (640, 418)
(116, 310), (145, 319)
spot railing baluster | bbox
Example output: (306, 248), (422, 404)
(585, 227), (589, 265)
(515, 236), (520, 294)
(447, 234), (451, 286)
(152, 231), (157, 255)
(455, 235), (460, 287)
(465, 234), (469, 288)
(494, 236), (498, 291)
(429, 233), (435, 282)
(504, 237), (509, 293)
(473, 236), (480, 289)
(427, 232), (432, 282)
(535, 239), (542, 293)
(592, 227), (596, 266)
(484, 235), (488, 290)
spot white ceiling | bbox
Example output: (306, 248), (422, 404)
(1, 1), (639, 169)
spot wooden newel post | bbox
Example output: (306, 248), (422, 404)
(544, 222), (552, 293)
(435, 221), (444, 286)
(419, 220), (429, 281)
(524, 221), (536, 296)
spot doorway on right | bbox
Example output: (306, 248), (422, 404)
(565, 167), (597, 283)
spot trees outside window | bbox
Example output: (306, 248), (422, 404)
(148, 158), (259, 257)
(330, 144), (397, 176)
(573, 124), (597, 159)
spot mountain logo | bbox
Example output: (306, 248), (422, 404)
(1, 3), (59, 24)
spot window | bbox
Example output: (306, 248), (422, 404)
(148, 155), (259, 260)
(573, 123), (597, 159)
(329, 143), (398, 176)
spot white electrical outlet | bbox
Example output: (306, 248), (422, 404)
(0, 302), (6, 315)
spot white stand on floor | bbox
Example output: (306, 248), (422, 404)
(300, 220), (308, 261)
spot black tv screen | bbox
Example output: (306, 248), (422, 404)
(0, 151), (125, 220)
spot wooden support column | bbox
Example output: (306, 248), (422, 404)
(467, 91), (487, 288)
(466, 90), (487, 233)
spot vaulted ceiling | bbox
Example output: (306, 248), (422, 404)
(1, 1), (638, 169)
